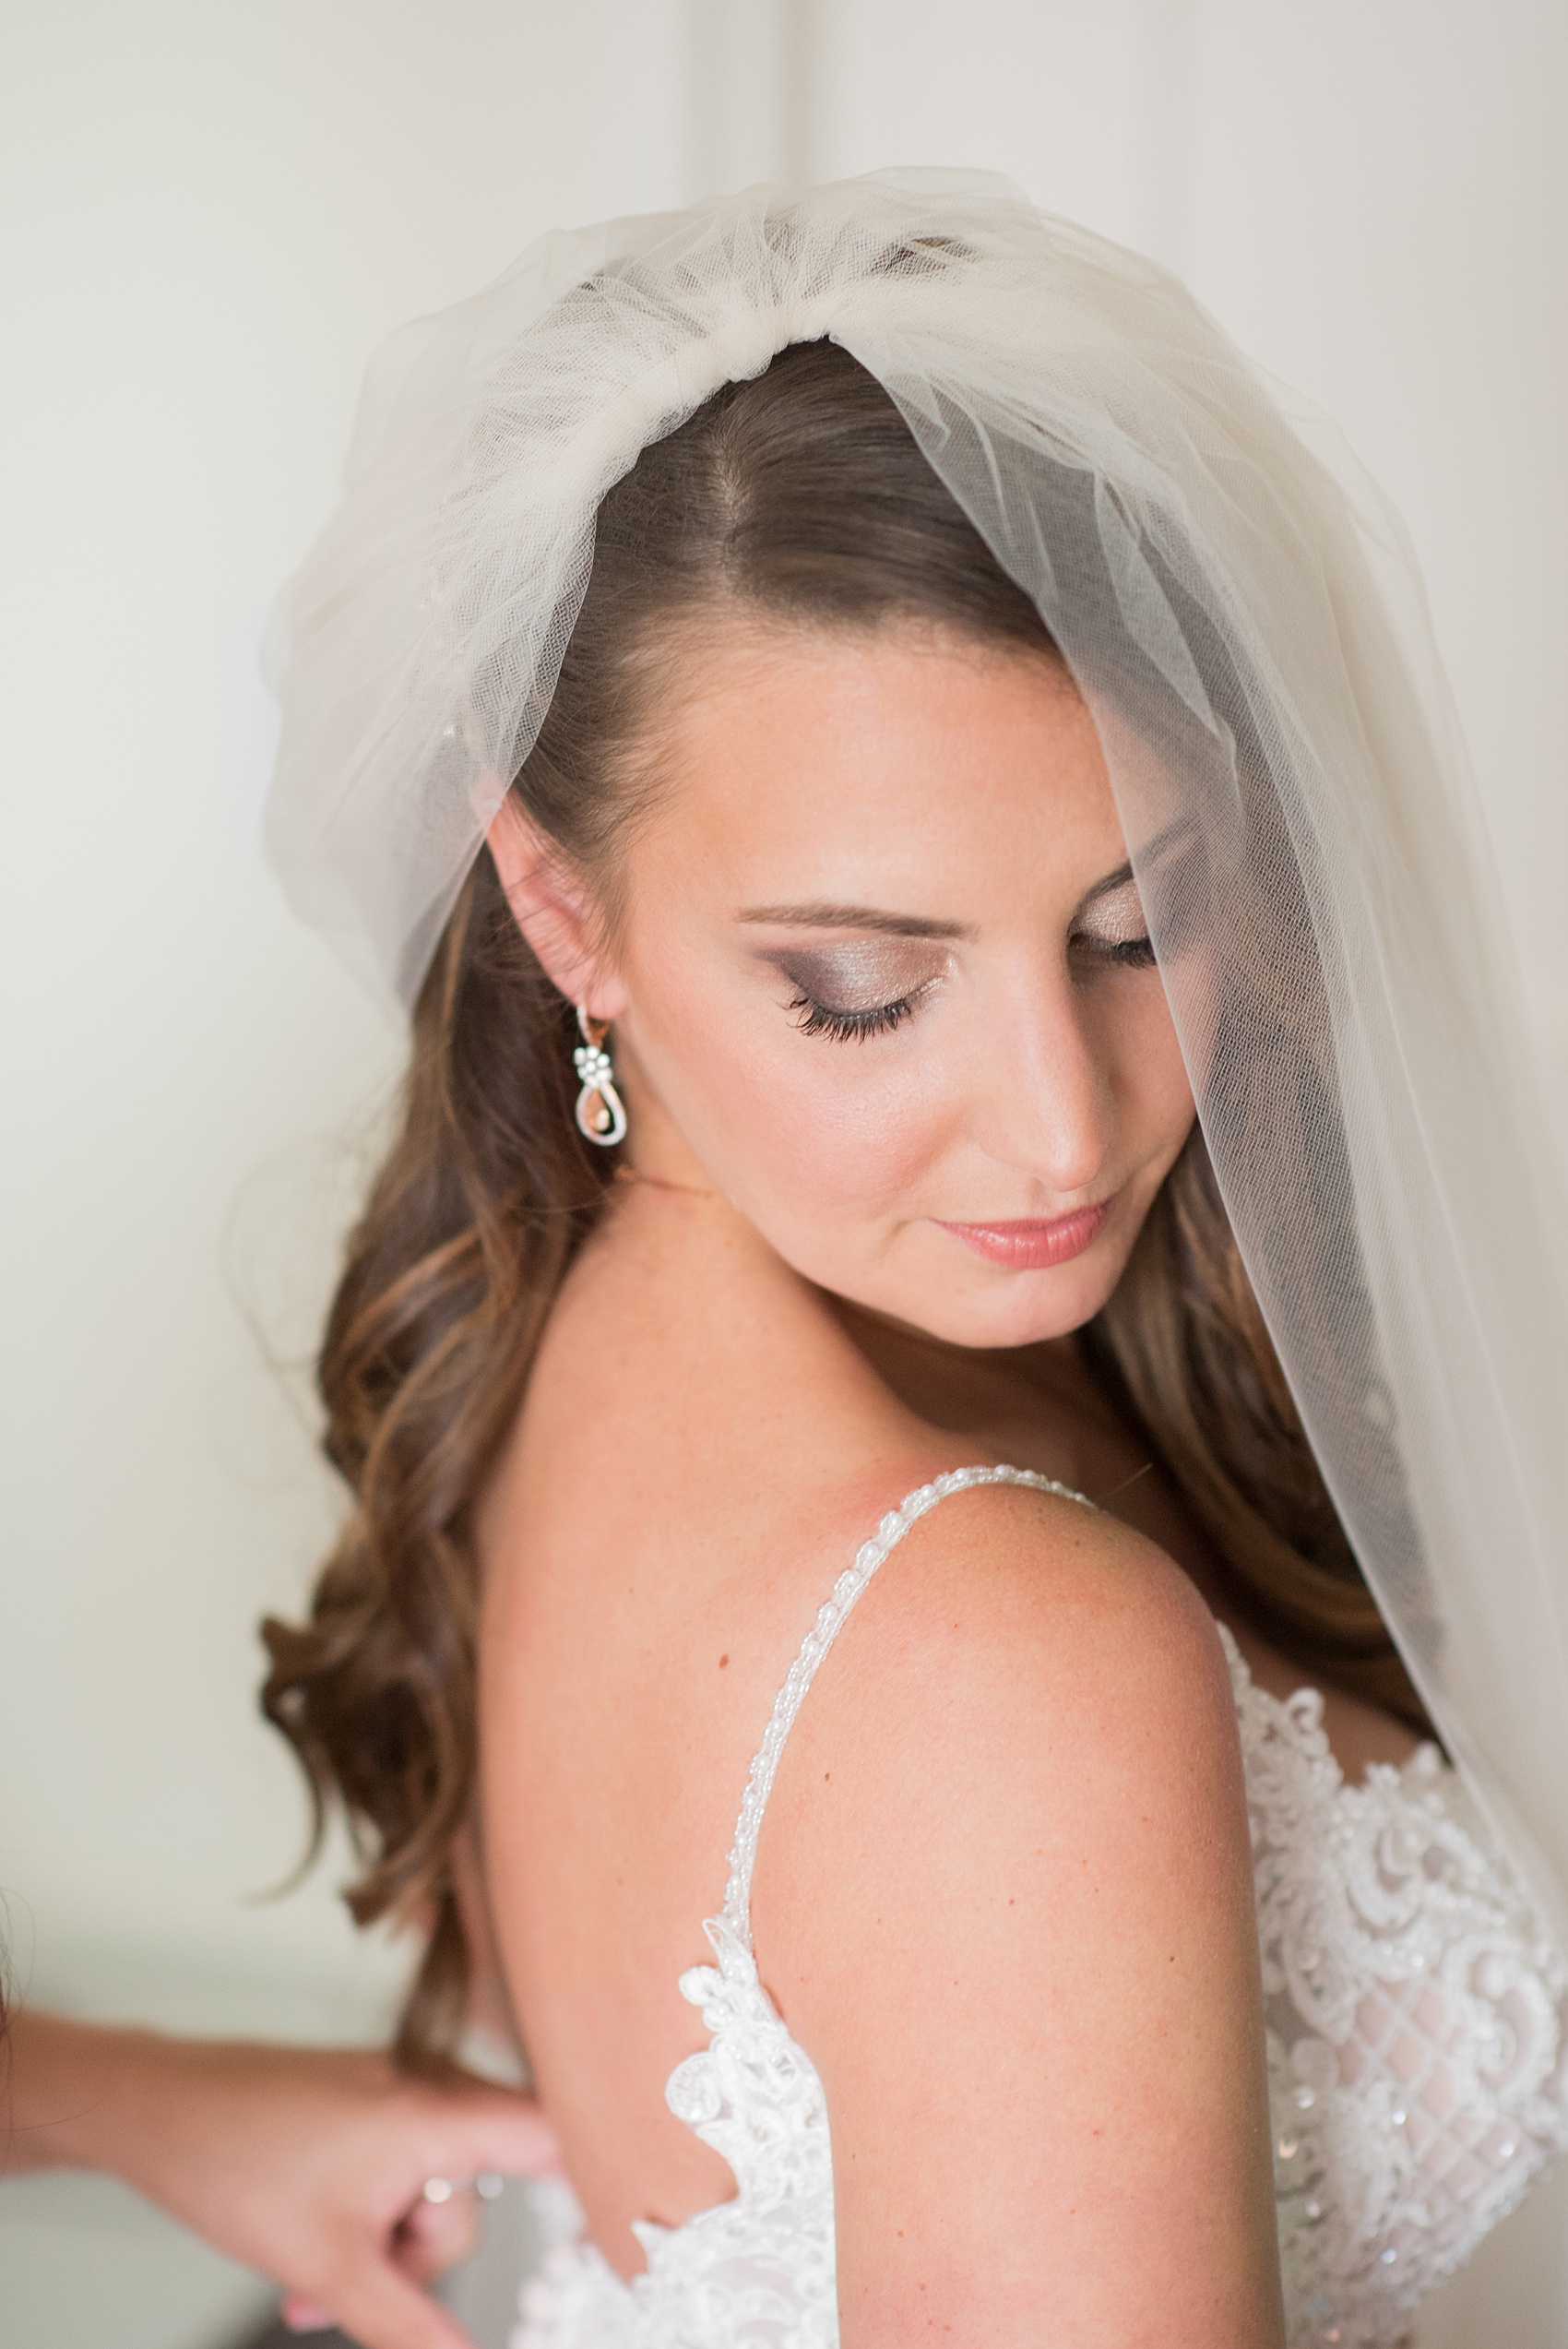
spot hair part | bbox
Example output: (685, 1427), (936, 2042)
(263, 340), (1428, 2069)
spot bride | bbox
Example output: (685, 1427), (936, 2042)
(260, 174), (1568, 2346)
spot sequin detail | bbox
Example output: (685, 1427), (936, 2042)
(1226, 1624), (1568, 2343)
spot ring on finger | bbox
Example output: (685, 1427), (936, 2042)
(421, 2173), (504, 2204)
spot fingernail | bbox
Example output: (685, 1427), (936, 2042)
(281, 2298), (335, 2331)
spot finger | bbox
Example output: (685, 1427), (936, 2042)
(325, 2259), (476, 2349)
(394, 2190), (477, 2283)
(280, 2301), (336, 2333)
(436, 2092), (562, 2178)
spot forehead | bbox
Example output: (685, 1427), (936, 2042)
(634, 616), (1123, 906)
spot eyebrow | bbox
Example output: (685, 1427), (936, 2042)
(738, 862), (1140, 937)
(736, 903), (974, 940)
(1079, 859), (1133, 906)
(736, 822), (1194, 940)
(1081, 813), (1196, 902)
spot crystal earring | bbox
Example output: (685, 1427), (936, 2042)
(572, 1008), (627, 1146)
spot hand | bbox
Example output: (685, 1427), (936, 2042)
(7, 2013), (560, 2349)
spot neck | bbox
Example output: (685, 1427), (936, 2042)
(614, 1165), (717, 1199)
(612, 1031), (727, 1198)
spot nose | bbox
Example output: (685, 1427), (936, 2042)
(971, 967), (1115, 1201)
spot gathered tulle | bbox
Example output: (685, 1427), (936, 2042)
(516, 1920), (836, 2349)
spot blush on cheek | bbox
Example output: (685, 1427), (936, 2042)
(723, 1051), (946, 1229)
(637, 972), (949, 1240)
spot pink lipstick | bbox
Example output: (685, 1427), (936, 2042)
(934, 1201), (1109, 1270)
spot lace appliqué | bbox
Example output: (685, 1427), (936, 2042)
(1222, 1625), (1568, 2346)
(514, 1918), (836, 2349)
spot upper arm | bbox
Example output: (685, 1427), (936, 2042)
(752, 1485), (1285, 2349)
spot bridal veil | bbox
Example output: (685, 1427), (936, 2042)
(264, 171), (1568, 1945)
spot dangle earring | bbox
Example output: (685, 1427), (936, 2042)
(572, 1007), (628, 1146)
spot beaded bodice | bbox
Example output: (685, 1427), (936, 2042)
(513, 1469), (1568, 2349)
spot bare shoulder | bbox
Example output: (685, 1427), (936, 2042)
(755, 1481), (1284, 2348)
(756, 1479), (1245, 1981)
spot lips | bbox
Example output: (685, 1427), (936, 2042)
(933, 1200), (1109, 1270)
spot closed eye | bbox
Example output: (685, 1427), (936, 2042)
(787, 989), (919, 1043)
(1070, 868), (1158, 973)
(1072, 932), (1158, 971)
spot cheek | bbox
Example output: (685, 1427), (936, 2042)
(628, 961), (956, 1222)
(1154, 941), (1220, 1113)
(1151, 1018), (1199, 1147)
(737, 1068), (941, 1216)
(1106, 974), (1196, 1145)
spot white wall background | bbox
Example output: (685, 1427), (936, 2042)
(2, 4), (1564, 2342)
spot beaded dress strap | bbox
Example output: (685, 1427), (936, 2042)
(716, 1463), (1096, 1950)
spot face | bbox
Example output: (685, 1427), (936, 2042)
(521, 618), (1196, 1352)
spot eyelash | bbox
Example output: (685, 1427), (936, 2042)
(788, 990), (917, 1043)
(1085, 933), (1157, 970)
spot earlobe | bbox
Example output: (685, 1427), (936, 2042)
(484, 795), (625, 1018)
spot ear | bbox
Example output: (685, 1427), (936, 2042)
(485, 794), (627, 1020)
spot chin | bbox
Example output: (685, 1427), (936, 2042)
(888, 1237), (1131, 1352)
(905, 1290), (1107, 1352)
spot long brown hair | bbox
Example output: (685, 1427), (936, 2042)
(262, 341), (1428, 2065)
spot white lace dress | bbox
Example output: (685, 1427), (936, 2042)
(513, 1468), (1568, 2349)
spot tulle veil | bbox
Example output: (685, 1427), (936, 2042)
(264, 171), (1568, 1964)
